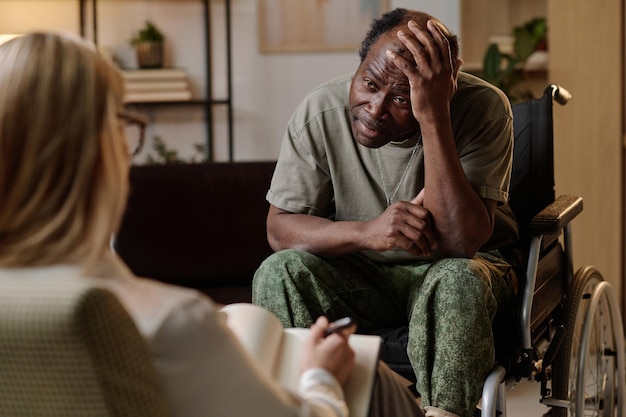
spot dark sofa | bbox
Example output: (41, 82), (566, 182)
(114, 161), (277, 305)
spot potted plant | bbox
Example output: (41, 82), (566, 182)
(481, 17), (547, 103)
(143, 136), (208, 165)
(130, 21), (165, 69)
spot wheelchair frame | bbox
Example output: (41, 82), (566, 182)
(481, 85), (626, 417)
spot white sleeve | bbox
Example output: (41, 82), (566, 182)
(300, 368), (349, 417)
(148, 293), (349, 417)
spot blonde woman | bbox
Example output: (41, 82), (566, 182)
(0, 32), (421, 417)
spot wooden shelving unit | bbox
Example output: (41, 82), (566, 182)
(78, 0), (234, 162)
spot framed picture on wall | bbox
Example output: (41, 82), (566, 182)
(258, 0), (390, 53)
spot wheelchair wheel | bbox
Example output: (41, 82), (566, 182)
(551, 266), (625, 417)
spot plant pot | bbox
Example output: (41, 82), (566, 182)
(135, 41), (163, 69)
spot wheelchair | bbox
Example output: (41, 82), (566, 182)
(377, 85), (626, 417)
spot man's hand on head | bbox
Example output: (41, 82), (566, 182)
(385, 19), (461, 126)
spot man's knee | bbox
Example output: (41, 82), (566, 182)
(252, 249), (320, 295)
(252, 249), (327, 327)
(254, 249), (316, 280)
(425, 258), (485, 289)
(419, 257), (503, 312)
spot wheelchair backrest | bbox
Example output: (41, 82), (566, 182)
(509, 87), (557, 249)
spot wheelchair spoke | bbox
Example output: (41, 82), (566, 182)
(577, 294), (615, 416)
(551, 267), (623, 417)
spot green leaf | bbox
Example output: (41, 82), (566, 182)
(513, 29), (535, 62)
(482, 43), (502, 83)
(130, 21), (164, 45)
(497, 56), (519, 82)
(513, 17), (547, 61)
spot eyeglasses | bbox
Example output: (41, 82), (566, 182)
(117, 110), (148, 157)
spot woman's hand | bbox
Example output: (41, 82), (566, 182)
(301, 316), (356, 387)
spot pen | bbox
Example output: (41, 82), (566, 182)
(324, 317), (354, 337)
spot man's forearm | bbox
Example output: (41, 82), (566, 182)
(421, 123), (494, 257)
(267, 211), (368, 257)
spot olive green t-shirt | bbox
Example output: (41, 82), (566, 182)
(268, 72), (514, 262)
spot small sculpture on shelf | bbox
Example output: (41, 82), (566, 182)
(130, 21), (165, 69)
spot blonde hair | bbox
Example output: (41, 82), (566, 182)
(0, 32), (129, 271)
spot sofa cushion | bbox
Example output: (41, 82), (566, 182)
(114, 162), (276, 301)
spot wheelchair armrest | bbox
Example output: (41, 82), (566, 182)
(530, 194), (583, 236)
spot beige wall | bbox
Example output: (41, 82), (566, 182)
(548, 0), (624, 302)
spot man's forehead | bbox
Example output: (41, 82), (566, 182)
(370, 32), (412, 63)
(360, 50), (411, 91)
(367, 16), (450, 62)
(398, 12), (449, 36)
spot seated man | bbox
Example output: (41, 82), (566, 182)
(252, 8), (518, 417)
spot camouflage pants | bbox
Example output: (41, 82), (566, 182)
(252, 249), (517, 417)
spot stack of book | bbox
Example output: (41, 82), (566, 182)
(122, 68), (192, 103)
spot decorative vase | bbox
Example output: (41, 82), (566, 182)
(135, 41), (163, 69)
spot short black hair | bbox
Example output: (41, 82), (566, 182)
(358, 8), (459, 63)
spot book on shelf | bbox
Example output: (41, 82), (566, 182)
(121, 68), (192, 103)
(121, 68), (189, 82)
(124, 90), (192, 103)
(125, 80), (189, 93)
(221, 303), (381, 417)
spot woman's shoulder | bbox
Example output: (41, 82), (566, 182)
(102, 272), (219, 339)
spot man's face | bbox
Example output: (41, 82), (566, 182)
(349, 31), (420, 148)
